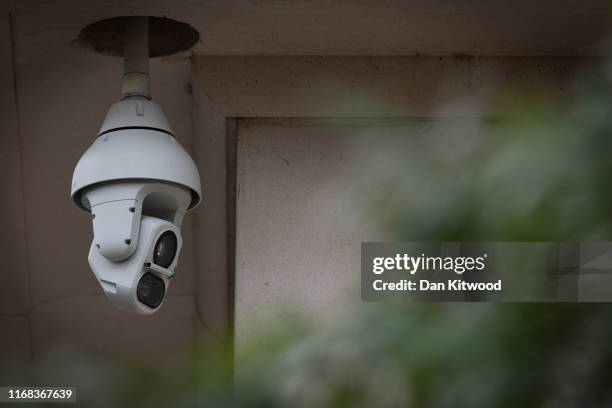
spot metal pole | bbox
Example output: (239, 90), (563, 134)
(121, 16), (150, 98)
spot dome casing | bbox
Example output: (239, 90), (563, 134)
(71, 97), (201, 211)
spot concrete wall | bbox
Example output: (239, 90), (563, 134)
(0, 11), (30, 360)
(0, 4), (592, 362)
(190, 56), (587, 349)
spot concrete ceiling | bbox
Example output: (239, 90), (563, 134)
(7, 0), (612, 57)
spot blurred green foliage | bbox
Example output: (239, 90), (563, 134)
(361, 73), (612, 242)
(5, 303), (611, 407)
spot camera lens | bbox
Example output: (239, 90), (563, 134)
(137, 272), (165, 309)
(153, 231), (177, 268)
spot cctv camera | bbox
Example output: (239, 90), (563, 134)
(71, 96), (201, 314)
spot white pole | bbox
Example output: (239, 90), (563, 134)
(121, 16), (150, 98)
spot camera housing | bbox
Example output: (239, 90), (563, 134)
(88, 214), (182, 313)
(71, 96), (201, 314)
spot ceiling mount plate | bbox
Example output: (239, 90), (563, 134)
(77, 16), (199, 58)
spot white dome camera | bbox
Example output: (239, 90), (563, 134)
(71, 17), (201, 314)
